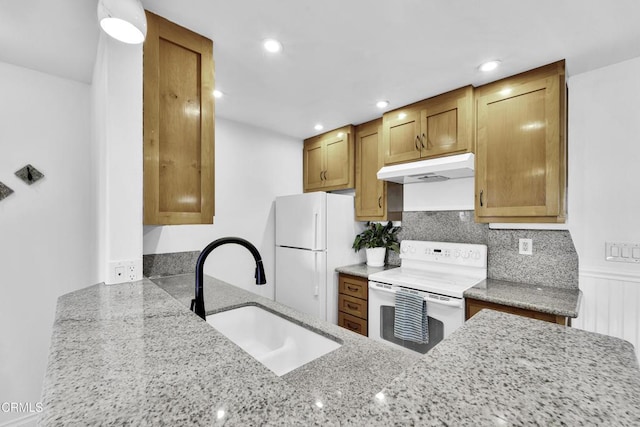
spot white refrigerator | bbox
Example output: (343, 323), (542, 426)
(275, 192), (364, 324)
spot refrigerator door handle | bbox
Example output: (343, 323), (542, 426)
(313, 212), (319, 249)
(314, 252), (319, 296)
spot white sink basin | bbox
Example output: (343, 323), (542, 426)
(206, 305), (342, 376)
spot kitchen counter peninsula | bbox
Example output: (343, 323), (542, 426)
(41, 275), (640, 426)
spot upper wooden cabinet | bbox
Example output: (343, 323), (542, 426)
(475, 61), (567, 223)
(382, 86), (474, 165)
(143, 11), (215, 225)
(355, 119), (402, 221)
(303, 125), (355, 192)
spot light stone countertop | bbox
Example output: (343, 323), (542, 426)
(335, 263), (397, 279)
(40, 275), (640, 426)
(464, 278), (582, 318)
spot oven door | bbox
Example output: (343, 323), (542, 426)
(368, 281), (465, 355)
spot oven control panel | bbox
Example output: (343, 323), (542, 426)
(399, 240), (487, 267)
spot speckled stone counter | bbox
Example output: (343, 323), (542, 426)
(335, 263), (397, 279)
(40, 276), (418, 425)
(41, 276), (639, 425)
(464, 278), (582, 318)
(360, 310), (640, 426)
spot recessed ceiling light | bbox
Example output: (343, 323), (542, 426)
(314, 124), (324, 131)
(376, 100), (389, 109)
(263, 38), (283, 53)
(213, 90), (223, 99)
(478, 60), (501, 72)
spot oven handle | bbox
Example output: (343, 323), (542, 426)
(369, 283), (463, 308)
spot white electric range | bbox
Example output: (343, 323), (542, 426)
(368, 240), (487, 354)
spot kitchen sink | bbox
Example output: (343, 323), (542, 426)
(206, 305), (342, 376)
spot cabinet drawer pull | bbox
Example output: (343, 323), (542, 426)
(323, 171), (327, 180)
(421, 133), (426, 149)
(347, 285), (360, 292)
(320, 171), (324, 181)
(346, 303), (359, 310)
(415, 135), (420, 151)
(345, 321), (360, 331)
(378, 196), (382, 208)
(480, 190), (484, 207)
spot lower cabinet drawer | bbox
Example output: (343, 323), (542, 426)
(338, 294), (367, 319)
(338, 312), (368, 336)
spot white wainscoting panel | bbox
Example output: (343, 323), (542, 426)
(573, 267), (640, 361)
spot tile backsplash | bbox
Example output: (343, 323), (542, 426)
(389, 211), (578, 290)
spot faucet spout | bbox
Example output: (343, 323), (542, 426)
(191, 237), (266, 320)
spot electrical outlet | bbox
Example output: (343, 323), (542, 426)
(519, 238), (533, 255)
(108, 259), (142, 284)
(127, 264), (137, 282)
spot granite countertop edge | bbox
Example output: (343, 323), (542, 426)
(464, 278), (582, 318)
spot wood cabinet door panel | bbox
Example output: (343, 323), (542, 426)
(303, 139), (325, 191)
(144, 11), (214, 225)
(324, 133), (350, 187)
(355, 121), (384, 218)
(420, 86), (473, 158)
(339, 294), (367, 319)
(382, 108), (421, 164)
(338, 312), (367, 336)
(476, 76), (560, 218)
(339, 274), (368, 299)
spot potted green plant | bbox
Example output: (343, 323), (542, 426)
(352, 221), (401, 267)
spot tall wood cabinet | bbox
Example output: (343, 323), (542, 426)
(143, 11), (215, 225)
(303, 125), (355, 192)
(382, 86), (474, 165)
(475, 61), (566, 223)
(355, 119), (402, 221)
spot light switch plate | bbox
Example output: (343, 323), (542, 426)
(606, 242), (640, 263)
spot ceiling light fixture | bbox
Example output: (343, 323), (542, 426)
(213, 90), (223, 99)
(263, 38), (283, 53)
(376, 100), (390, 109)
(478, 60), (501, 72)
(314, 124), (324, 131)
(97, 0), (147, 44)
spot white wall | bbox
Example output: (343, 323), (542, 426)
(403, 177), (474, 211)
(567, 56), (640, 357)
(143, 117), (302, 299)
(0, 62), (94, 425)
(92, 34), (144, 284)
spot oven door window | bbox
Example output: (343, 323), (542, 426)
(380, 306), (444, 354)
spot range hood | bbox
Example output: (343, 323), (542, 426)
(377, 153), (474, 184)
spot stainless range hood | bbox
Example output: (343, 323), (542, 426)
(377, 153), (474, 184)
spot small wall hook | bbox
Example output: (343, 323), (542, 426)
(15, 164), (44, 185)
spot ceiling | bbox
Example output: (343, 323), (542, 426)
(2, 0), (640, 139)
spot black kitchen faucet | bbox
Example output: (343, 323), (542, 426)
(191, 237), (266, 320)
